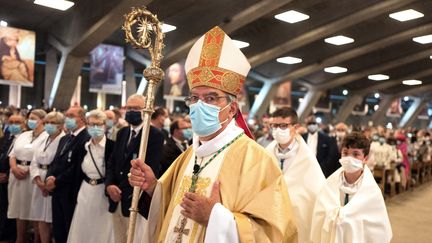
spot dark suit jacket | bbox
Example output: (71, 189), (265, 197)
(160, 137), (185, 176)
(0, 132), (13, 174)
(302, 131), (340, 177)
(105, 125), (164, 217)
(47, 128), (91, 202)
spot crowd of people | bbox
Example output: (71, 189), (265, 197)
(0, 26), (431, 243)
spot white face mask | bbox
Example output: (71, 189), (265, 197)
(339, 156), (364, 173)
(336, 131), (346, 138)
(163, 117), (171, 131)
(307, 124), (318, 134)
(272, 127), (291, 145)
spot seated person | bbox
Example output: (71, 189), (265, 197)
(310, 132), (392, 243)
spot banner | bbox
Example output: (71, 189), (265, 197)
(89, 44), (124, 94)
(163, 62), (188, 97)
(386, 98), (402, 117)
(0, 26), (35, 87)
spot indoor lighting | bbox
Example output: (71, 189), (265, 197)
(324, 35), (354, 46)
(374, 93), (380, 99)
(430, 55), (432, 59)
(324, 66), (347, 74)
(276, 56), (303, 64)
(404, 96), (410, 101)
(389, 9), (424, 22)
(413, 34), (432, 44)
(368, 74), (389, 81)
(374, 105), (379, 111)
(342, 89), (348, 95)
(232, 40), (249, 49)
(162, 23), (176, 33)
(402, 79), (422, 86)
(0, 20), (7, 27)
(275, 10), (310, 24)
(34, 0), (75, 11)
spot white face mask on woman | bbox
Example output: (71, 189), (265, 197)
(272, 127), (291, 145)
(339, 156), (364, 173)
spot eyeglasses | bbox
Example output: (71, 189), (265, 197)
(269, 123), (292, 130)
(184, 94), (230, 106)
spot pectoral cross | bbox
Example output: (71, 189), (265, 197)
(174, 217), (190, 243)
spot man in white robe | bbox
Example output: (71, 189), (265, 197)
(310, 132), (392, 243)
(129, 26), (298, 243)
(266, 107), (325, 243)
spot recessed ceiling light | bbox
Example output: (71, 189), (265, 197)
(389, 9), (424, 22)
(276, 56), (303, 64)
(324, 66), (347, 74)
(342, 89), (348, 95)
(402, 79), (422, 86)
(0, 20), (7, 27)
(374, 104), (379, 111)
(275, 10), (310, 24)
(368, 74), (389, 81)
(232, 40), (249, 49)
(374, 92), (380, 99)
(34, 0), (74, 11)
(324, 35), (354, 46)
(162, 23), (176, 33)
(413, 34), (432, 44)
(404, 96), (410, 101)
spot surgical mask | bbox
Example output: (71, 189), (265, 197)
(65, 117), (77, 131)
(8, 124), (22, 135)
(336, 131), (346, 138)
(189, 100), (229, 137)
(44, 124), (58, 135)
(272, 127), (291, 145)
(87, 126), (105, 138)
(105, 119), (114, 129)
(307, 124), (318, 134)
(27, 119), (38, 130)
(182, 128), (193, 140)
(125, 111), (142, 126)
(339, 156), (364, 173)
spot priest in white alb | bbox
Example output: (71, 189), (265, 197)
(129, 26), (298, 243)
(310, 132), (392, 243)
(265, 107), (325, 243)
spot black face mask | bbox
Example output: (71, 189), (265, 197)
(125, 111), (142, 126)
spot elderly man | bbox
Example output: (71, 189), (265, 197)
(334, 122), (348, 150)
(105, 94), (164, 243)
(302, 116), (340, 177)
(104, 109), (124, 141)
(46, 106), (90, 243)
(129, 26), (297, 243)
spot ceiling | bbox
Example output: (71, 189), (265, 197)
(1, 0), (432, 105)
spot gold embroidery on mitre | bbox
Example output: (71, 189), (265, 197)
(199, 27), (225, 68)
(187, 66), (245, 95)
(174, 176), (211, 206)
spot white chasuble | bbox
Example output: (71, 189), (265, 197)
(310, 167), (392, 243)
(164, 149), (228, 243)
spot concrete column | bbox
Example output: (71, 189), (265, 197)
(44, 48), (57, 109)
(97, 92), (106, 110)
(398, 98), (427, 128)
(336, 94), (363, 122)
(248, 82), (278, 119)
(297, 89), (325, 122)
(371, 95), (393, 126)
(124, 59), (137, 98)
(9, 85), (21, 108)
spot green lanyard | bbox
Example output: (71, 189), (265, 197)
(189, 133), (243, 193)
